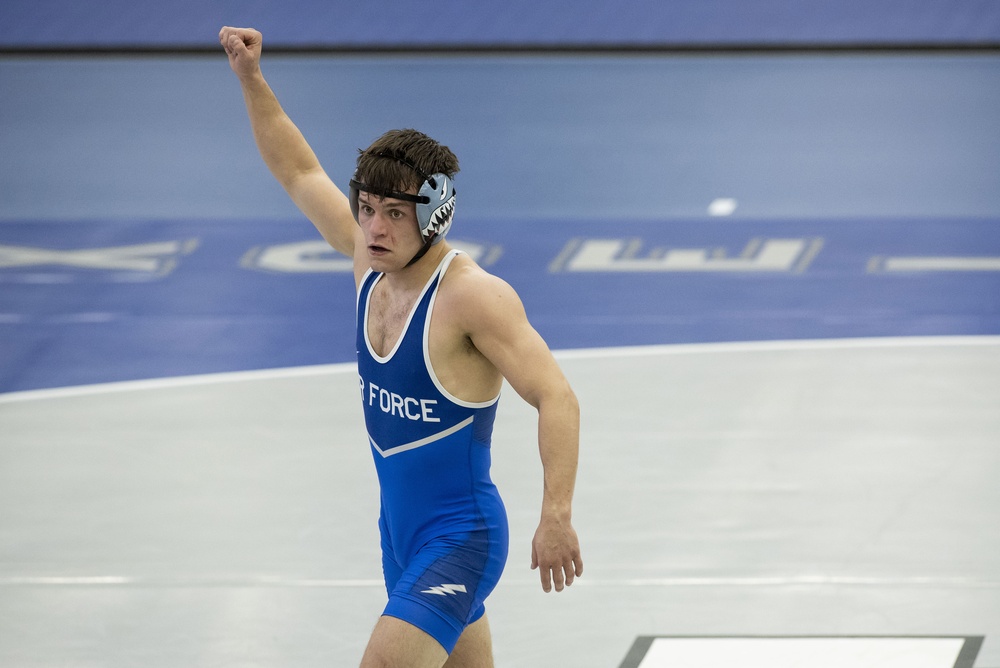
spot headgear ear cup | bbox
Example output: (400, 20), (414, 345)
(349, 170), (361, 222)
(416, 173), (456, 244)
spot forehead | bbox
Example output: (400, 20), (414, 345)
(357, 190), (416, 208)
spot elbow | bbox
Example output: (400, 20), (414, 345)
(564, 383), (580, 419)
(542, 378), (579, 421)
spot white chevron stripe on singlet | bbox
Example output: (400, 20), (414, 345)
(368, 416), (474, 458)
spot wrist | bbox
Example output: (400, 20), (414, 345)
(237, 69), (267, 89)
(541, 501), (572, 522)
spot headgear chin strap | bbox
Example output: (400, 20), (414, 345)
(349, 153), (457, 267)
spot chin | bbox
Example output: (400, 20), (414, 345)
(368, 253), (402, 273)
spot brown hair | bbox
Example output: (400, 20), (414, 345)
(354, 129), (460, 197)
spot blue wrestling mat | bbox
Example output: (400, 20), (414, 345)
(2, 216), (998, 393)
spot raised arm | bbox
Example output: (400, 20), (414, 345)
(220, 26), (359, 257)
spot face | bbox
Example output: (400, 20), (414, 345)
(356, 191), (424, 272)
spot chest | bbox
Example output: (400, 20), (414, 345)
(360, 268), (501, 405)
(366, 276), (447, 359)
(365, 286), (410, 357)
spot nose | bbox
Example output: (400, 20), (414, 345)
(365, 209), (390, 237)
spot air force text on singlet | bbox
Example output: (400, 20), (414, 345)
(360, 376), (440, 423)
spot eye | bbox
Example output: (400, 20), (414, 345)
(389, 209), (405, 219)
(361, 204), (375, 215)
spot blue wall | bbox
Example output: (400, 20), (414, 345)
(3, 0), (999, 49)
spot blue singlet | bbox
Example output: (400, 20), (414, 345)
(356, 249), (509, 653)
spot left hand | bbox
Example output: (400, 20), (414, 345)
(531, 514), (583, 592)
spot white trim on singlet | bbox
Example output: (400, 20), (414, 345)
(368, 416), (475, 458)
(423, 250), (501, 409)
(362, 255), (450, 364)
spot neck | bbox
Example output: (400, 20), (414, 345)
(405, 234), (436, 268)
(382, 241), (451, 290)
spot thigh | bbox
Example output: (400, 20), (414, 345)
(384, 528), (507, 654)
(360, 615), (448, 668)
(444, 615), (494, 668)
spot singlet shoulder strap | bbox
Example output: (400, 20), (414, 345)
(357, 267), (380, 307)
(436, 248), (463, 281)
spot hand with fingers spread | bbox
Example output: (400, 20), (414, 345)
(219, 26), (263, 80)
(531, 512), (584, 593)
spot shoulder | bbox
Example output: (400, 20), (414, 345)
(437, 253), (527, 329)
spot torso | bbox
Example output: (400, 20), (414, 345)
(363, 248), (503, 404)
(356, 248), (506, 556)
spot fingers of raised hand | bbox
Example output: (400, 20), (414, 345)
(218, 27), (259, 54)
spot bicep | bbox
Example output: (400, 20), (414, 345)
(467, 280), (567, 408)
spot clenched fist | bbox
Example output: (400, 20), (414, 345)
(219, 26), (263, 80)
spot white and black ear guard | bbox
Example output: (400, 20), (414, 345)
(416, 173), (456, 245)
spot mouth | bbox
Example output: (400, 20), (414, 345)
(368, 244), (389, 255)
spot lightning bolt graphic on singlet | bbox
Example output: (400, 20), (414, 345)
(420, 583), (467, 596)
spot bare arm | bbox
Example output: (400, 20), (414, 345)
(527, 357), (583, 593)
(220, 27), (359, 257)
(461, 272), (583, 593)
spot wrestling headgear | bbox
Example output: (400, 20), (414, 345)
(349, 152), (456, 266)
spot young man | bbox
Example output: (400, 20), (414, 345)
(220, 27), (583, 668)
